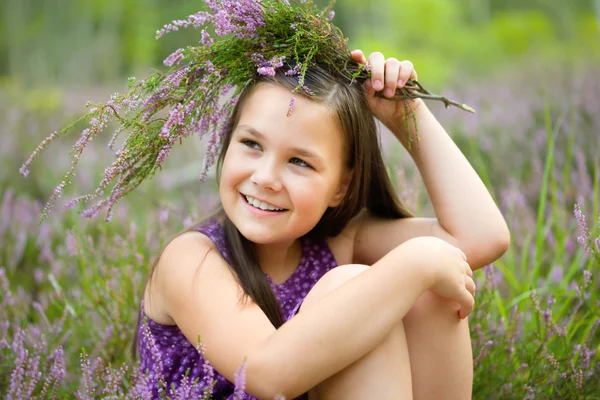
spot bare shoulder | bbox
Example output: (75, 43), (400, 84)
(145, 229), (278, 394)
(143, 230), (219, 325)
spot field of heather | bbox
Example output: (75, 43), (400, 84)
(1, 1), (599, 399)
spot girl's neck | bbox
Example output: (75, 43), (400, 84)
(255, 238), (303, 284)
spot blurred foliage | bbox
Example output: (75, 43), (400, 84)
(0, 0), (598, 89)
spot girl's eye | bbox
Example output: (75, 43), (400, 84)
(241, 139), (261, 150)
(290, 157), (313, 169)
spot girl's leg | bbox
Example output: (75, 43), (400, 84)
(299, 265), (413, 400)
(299, 266), (473, 400)
(309, 321), (413, 399)
(403, 290), (473, 400)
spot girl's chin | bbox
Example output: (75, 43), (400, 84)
(238, 228), (283, 245)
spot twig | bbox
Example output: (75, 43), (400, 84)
(374, 79), (476, 114)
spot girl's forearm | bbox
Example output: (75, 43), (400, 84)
(246, 247), (430, 398)
(389, 103), (510, 269)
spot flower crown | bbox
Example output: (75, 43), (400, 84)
(20, 0), (473, 224)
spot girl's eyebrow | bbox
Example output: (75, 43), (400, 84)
(237, 124), (325, 165)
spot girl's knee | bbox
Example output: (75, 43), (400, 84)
(405, 289), (464, 323)
(299, 264), (369, 312)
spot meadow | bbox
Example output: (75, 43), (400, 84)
(1, 0), (599, 399)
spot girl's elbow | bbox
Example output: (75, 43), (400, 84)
(484, 222), (511, 260)
(494, 223), (511, 257)
(466, 231), (510, 271)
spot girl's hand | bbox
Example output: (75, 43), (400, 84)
(399, 236), (476, 319)
(351, 49), (424, 126)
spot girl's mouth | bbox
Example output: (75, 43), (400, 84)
(242, 194), (287, 212)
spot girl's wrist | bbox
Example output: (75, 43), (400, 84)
(387, 99), (429, 148)
(381, 240), (435, 293)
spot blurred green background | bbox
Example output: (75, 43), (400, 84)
(1, 0), (598, 88)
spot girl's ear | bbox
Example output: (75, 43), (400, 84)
(329, 169), (353, 207)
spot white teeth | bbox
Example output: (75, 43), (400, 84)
(244, 195), (284, 211)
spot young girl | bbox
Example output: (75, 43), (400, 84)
(135, 50), (510, 399)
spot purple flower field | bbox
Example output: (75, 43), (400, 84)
(1, 59), (599, 398)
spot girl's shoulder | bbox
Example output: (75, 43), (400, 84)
(143, 221), (224, 326)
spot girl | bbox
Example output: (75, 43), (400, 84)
(135, 50), (510, 399)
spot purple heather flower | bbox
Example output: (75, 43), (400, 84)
(287, 96), (297, 116)
(207, 0), (265, 40)
(575, 368), (583, 389)
(205, 60), (216, 73)
(257, 66), (276, 76)
(542, 309), (551, 324)
(19, 130), (60, 177)
(327, 10), (335, 21)
(550, 264), (564, 283)
(156, 11), (212, 39)
(565, 236), (575, 255)
(230, 358), (248, 400)
(158, 207), (169, 230)
(578, 345), (595, 369)
(574, 203), (592, 254)
(165, 66), (191, 88)
(302, 85), (315, 96)
(270, 55), (286, 69)
(474, 340), (494, 364)
(164, 48), (185, 67)
(201, 29), (214, 46)
(160, 104), (188, 140)
(583, 270), (592, 288)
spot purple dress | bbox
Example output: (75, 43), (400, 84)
(137, 219), (339, 399)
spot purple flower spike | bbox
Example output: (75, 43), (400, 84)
(229, 358), (248, 399)
(287, 95), (297, 116)
(574, 203), (592, 255)
(257, 66), (276, 76)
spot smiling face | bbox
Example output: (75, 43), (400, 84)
(219, 83), (351, 244)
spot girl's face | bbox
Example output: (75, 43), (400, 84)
(220, 83), (350, 245)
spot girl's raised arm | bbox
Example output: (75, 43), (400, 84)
(154, 231), (472, 398)
(351, 51), (510, 271)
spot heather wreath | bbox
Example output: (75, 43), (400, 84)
(19, 0), (473, 225)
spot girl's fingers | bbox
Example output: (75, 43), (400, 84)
(463, 261), (473, 277)
(383, 57), (400, 98)
(465, 276), (476, 296)
(457, 248), (468, 262)
(398, 60), (416, 86)
(459, 292), (475, 319)
(368, 52), (385, 91)
(351, 49), (367, 64)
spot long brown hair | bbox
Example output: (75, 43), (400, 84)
(132, 61), (413, 358)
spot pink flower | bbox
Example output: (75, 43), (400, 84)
(257, 66), (276, 76)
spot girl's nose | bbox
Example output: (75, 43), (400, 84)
(250, 158), (283, 192)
